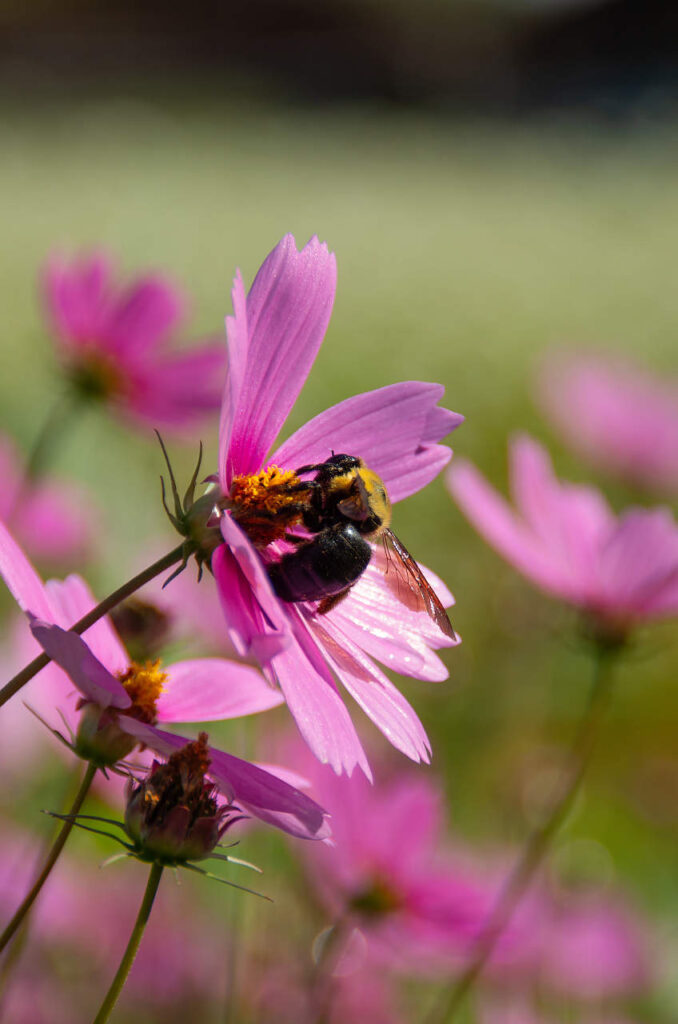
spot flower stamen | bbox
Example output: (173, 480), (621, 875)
(118, 659), (167, 724)
(230, 465), (308, 547)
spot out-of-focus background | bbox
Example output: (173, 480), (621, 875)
(1, 1), (677, 1021)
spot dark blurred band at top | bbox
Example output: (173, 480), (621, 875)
(1, 0), (678, 117)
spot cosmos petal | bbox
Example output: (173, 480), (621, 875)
(42, 252), (112, 347)
(310, 616), (431, 763)
(28, 619), (130, 710)
(270, 618), (372, 780)
(224, 235), (337, 484)
(105, 276), (184, 357)
(157, 658), (283, 722)
(117, 720), (331, 840)
(126, 341), (227, 431)
(44, 575), (129, 675)
(447, 458), (567, 595)
(272, 382), (461, 503)
(213, 521), (290, 662)
(0, 520), (54, 621)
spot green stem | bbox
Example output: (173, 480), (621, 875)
(93, 861), (164, 1024)
(0, 544), (185, 710)
(0, 761), (97, 954)
(426, 646), (617, 1024)
(22, 389), (81, 483)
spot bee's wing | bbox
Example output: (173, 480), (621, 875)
(381, 530), (456, 640)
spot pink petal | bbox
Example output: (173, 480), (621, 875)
(273, 382), (462, 504)
(599, 507), (678, 618)
(104, 275), (184, 357)
(124, 341), (227, 432)
(510, 435), (613, 580)
(118, 720), (331, 840)
(218, 270), (249, 490)
(44, 574), (129, 675)
(327, 549), (456, 681)
(447, 459), (567, 596)
(17, 482), (93, 562)
(157, 658), (283, 722)
(0, 519), (54, 620)
(270, 612), (372, 779)
(213, 522), (290, 662)
(28, 619), (130, 710)
(223, 235), (337, 484)
(42, 252), (112, 347)
(309, 615), (431, 763)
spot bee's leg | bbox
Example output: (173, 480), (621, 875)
(316, 586), (354, 616)
(300, 506), (324, 532)
(293, 463), (327, 476)
(283, 533), (311, 547)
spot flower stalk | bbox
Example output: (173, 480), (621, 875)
(427, 643), (618, 1023)
(0, 543), (185, 710)
(93, 861), (164, 1024)
(0, 761), (97, 954)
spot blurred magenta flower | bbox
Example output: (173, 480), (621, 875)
(538, 352), (678, 495)
(0, 433), (92, 563)
(255, 961), (406, 1024)
(447, 435), (678, 639)
(0, 519), (328, 841)
(539, 891), (649, 1000)
(0, 822), (228, 1020)
(214, 234), (463, 776)
(42, 250), (226, 433)
(294, 751), (539, 974)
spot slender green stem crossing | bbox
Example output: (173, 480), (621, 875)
(0, 761), (97, 954)
(426, 646), (617, 1024)
(93, 861), (164, 1024)
(0, 544), (185, 710)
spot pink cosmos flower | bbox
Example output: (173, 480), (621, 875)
(293, 750), (539, 974)
(538, 352), (678, 496)
(0, 520), (328, 841)
(447, 435), (678, 638)
(42, 250), (226, 433)
(213, 234), (463, 776)
(0, 433), (93, 563)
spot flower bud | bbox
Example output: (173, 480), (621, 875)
(75, 703), (137, 767)
(124, 733), (237, 864)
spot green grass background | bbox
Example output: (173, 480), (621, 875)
(1, 92), (677, 1020)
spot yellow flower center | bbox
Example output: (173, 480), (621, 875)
(117, 659), (167, 724)
(230, 465), (308, 547)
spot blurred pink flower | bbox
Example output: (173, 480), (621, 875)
(254, 961), (406, 1024)
(447, 435), (678, 638)
(538, 352), (678, 495)
(538, 892), (649, 1000)
(0, 433), (93, 564)
(0, 520), (328, 841)
(0, 822), (228, 1021)
(42, 250), (226, 433)
(214, 234), (463, 776)
(482, 1009), (640, 1024)
(294, 751), (539, 974)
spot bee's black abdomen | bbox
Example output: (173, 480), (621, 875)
(268, 523), (372, 603)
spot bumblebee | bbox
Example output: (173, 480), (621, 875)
(261, 454), (455, 640)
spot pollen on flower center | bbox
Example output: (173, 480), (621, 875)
(117, 658), (167, 724)
(230, 465), (308, 547)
